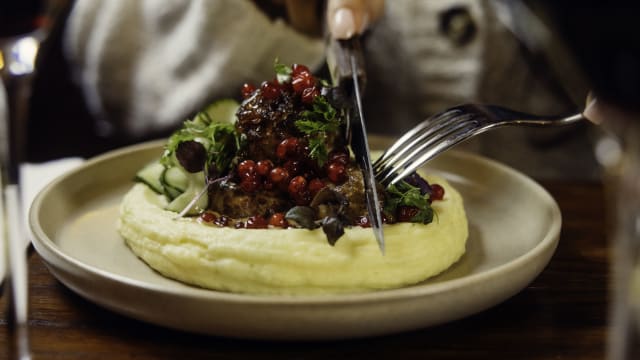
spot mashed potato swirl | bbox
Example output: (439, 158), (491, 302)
(118, 175), (467, 295)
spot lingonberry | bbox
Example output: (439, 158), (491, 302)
(237, 160), (256, 178)
(241, 83), (256, 98)
(261, 80), (281, 100)
(269, 167), (290, 185)
(308, 178), (325, 197)
(199, 211), (216, 223)
(246, 215), (268, 229)
(301, 86), (320, 104)
(214, 215), (229, 227)
(288, 176), (307, 196)
(292, 64), (310, 76)
(269, 212), (289, 228)
(291, 72), (315, 93)
(327, 162), (347, 184)
(430, 184), (445, 201)
(240, 174), (260, 193)
(256, 160), (273, 177)
(276, 137), (299, 159)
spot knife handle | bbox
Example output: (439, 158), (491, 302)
(326, 37), (366, 94)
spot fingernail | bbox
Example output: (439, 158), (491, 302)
(332, 8), (356, 39)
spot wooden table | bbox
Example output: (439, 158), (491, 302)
(0, 180), (612, 359)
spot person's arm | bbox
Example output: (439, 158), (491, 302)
(64, 0), (326, 139)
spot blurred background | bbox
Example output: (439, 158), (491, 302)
(7, 0), (635, 183)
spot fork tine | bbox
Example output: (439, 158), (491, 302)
(374, 114), (474, 183)
(376, 115), (479, 185)
(373, 109), (463, 169)
(374, 129), (451, 176)
(374, 103), (585, 187)
(386, 121), (481, 185)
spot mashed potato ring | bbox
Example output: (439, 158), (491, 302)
(117, 175), (468, 295)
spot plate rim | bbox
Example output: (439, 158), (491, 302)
(29, 139), (561, 306)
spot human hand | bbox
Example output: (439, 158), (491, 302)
(262, 0), (384, 39)
(584, 92), (640, 139)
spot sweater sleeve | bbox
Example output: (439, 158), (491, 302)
(63, 0), (325, 138)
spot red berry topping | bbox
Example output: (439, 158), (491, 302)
(276, 137), (299, 159)
(308, 178), (325, 197)
(256, 160), (273, 177)
(269, 167), (290, 185)
(291, 72), (316, 93)
(200, 211), (216, 223)
(241, 83), (256, 98)
(246, 215), (268, 229)
(430, 184), (445, 201)
(289, 176), (311, 205)
(292, 64), (310, 76)
(240, 176), (260, 193)
(269, 212), (289, 228)
(237, 160), (256, 181)
(214, 215), (230, 227)
(260, 80), (281, 100)
(288, 176), (307, 196)
(327, 162), (347, 184)
(301, 86), (320, 104)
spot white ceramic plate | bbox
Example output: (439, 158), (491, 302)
(29, 139), (561, 340)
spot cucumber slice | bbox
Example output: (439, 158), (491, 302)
(134, 160), (165, 194)
(201, 99), (239, 124)
(165, 171), (208, 215)
(161, 166), (189, 200)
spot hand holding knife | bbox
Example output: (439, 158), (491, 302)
(326, 36), (386, 254)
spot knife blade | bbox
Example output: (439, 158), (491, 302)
(327, 37), (385, 254)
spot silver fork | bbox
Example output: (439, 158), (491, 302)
(373, 104), (586, 186)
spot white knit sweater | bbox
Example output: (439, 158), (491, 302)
(65, 0), (325, 137)
(64, 0), (599, 179)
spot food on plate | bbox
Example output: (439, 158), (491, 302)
(117, 61), (468, 295)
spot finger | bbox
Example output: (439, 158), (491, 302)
(284, 0), (321, 36)
(327, 0), (384, 39)
(583, 92), (602, 125)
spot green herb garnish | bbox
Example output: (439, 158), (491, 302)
(162, 109), (240, 176)
(295, 96), (342, 166)
(274, 58), (292, 84)
(384, 181), (435, 224)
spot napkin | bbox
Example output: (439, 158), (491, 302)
(19, 157), (85, 249)
(1, 157), (84, 281)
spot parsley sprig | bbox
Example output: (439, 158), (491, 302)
(274, 59), (293, 83)
(384, 181), (435, 224)
(295, 96), (342, 166)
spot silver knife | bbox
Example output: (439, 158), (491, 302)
(327, 37), (386, 254)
